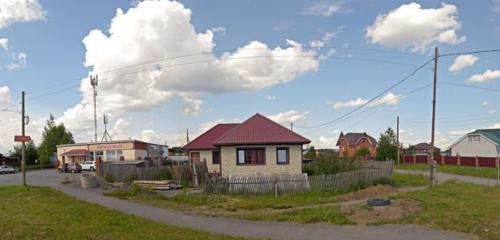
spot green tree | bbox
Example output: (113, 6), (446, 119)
(355, 147), (370, 159)
(37, 116), (74, 167)
(376, 127), (397, 161)
(9, 141), (38, 165)
(304, 145), (317, 159)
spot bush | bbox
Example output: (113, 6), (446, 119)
(153, 169), (172, 180)
(303, 155), (360, 175)
(123, 175), (137, 184)
(104, 174), (115, 183)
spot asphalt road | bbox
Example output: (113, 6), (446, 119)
(0, 170), (478, 240)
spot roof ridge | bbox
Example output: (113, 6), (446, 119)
(184, 123), (238, 148)
(212, 115), (258, 143)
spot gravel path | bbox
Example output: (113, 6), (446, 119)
(0, 170), (478, 240)
(395, 169), (500, 186)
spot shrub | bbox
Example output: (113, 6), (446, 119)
(123, 175), (138, 184)
(104, 174), (115, 183)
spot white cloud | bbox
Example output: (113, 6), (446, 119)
(332, 92), (401, 110)
(488, 109), (498, 114)
(309, 31), (338, 49)
(58, 0), (319, 139)
(492, 123), (500, 129)
(0, 0), (45, 30)
(0, 38), (8, 51)
(303, 2), (343, 17)
(0, 86), (11, 110)
(210, 26), (225, 34)
(265, 95), (276, 100)
(365, 3), (465, 52)
(468, 69), (500, 83)
(268, 110), (309, 125)
(5, 52), (27, 70)
(448, 129), (473, 136)
(448, 54), (478, 73)
(110, 118), (130, 140)
(317, 136), (337, 148)
(482, 101), (489, 106)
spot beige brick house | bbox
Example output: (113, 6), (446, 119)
(184, 113), (310, 177)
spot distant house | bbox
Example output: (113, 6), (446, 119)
(406, 143), (440, 156)
(336, 132), (377, 159)
(184, 113), (311, 177)
(447, 128), (500, 157)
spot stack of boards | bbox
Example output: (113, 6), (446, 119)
(133, 180), (182, 191)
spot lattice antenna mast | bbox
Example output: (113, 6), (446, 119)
(90, 75), (98, 142)
(101, 114), (112, 142)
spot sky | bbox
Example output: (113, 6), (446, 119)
(0, 0), (499, 154)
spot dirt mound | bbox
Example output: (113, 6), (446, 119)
(337, 185), (396, 201)
(341, 198), (421, 225)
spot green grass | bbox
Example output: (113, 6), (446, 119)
(396, 163), (499, 179)
(394, 181), (500, 240)
(391, 173), (430, 187)
(0, 185), (246, 240)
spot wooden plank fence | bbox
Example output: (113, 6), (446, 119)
(100, 162), (170, 182)
(205, 160), (393, 195)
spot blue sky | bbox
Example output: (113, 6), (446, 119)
(0, 0), (499, 153)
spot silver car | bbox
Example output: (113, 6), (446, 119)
(0, 165), (17, 174)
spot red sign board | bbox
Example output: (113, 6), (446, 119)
(14, 135), (31, 142)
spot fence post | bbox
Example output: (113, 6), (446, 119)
(413, 155), (416, 164)
(475, 155), (479, 167)
(457, 155), (461, 166)
(274, 178), (278, 197)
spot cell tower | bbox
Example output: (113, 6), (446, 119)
(90, 75), (98, 142)
(101, 114), (112, 142)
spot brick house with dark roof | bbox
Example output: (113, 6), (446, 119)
(184, 113), (310, 177)
(336, 132), (377, 159)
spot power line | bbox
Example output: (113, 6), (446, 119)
(295, 57), (435, 130)
(439, 49), (500, 58)
(440, 82), (500, 93)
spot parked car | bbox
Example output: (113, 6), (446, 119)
(81, 161), (96, 171)
(0, 165), (17, 174)
(63, 163), (82, 173)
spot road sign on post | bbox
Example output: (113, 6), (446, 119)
(14, 135), (31, 142)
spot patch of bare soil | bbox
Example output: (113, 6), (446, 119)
(341, 198), (421, 225)
(337, 185), (396, 201)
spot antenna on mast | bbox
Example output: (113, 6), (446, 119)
(101, 114), (112, 142)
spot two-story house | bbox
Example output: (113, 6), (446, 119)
(336, 132), (377, 159)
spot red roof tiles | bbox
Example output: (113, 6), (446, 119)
(214, 113), (310, 146)
(183, 123), (239, 150)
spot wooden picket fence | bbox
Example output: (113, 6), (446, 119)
(205, 160), (393, 195)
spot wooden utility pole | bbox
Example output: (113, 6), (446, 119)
(186, 129), (189, 144)
(430, 47), (438, 187)
(396, 116), (400, 164)
(290, 122), (293, 131)
(21, 91), (26, 186)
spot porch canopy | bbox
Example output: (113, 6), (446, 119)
(61, 149), (89, 156)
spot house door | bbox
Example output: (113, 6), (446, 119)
(190, 152), (200, 163)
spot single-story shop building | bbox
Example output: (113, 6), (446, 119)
(56, 140), (168, 166)
(184, 113), (311, 177)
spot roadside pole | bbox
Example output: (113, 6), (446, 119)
(429, 47), (438, 187)
(496, 145), (500, 185)
(21, 91), (26, 186)
(396, 116), (400, 165)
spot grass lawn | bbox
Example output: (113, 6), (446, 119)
(105, 175), (426, 224)
(0, 185), (246, 240)
(395, 163), (499, 179)
(394, 181), (500, 240)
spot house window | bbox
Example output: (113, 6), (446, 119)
(212, 151), (220, 164)
(468, 135), (480, 143)
(276, 147), (289, 165)
(105, 150), (123, 161)
(190, 152), (200, 162)
(236, 148), (265, 165)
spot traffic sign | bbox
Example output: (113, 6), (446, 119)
(14, 135), (31, 142)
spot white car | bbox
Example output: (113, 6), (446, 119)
(0, 165), (17, 174)
(81, 161), (96, 171)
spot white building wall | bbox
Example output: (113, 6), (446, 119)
(450, 134), (499, 157)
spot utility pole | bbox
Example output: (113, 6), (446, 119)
(430, 47), (438, 187)
(21, 91), (26, 186)
(396, 116), (400, 165)
(186, 129), (189, 144)
(290, 122), (293, 131)
(90, 75), (98, 142)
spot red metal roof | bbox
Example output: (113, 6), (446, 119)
(184, 123), (239, 150)
(214, 113), (310, 146)
(61, 149), (89, 156)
